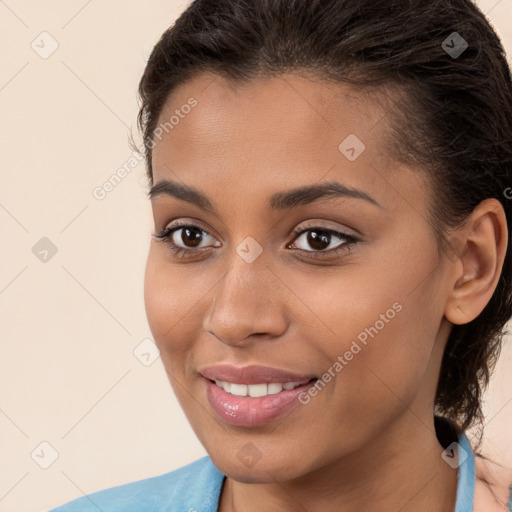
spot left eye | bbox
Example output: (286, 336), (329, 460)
(289, 228), (357, 253)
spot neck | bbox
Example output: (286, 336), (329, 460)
(219, 414), (459, 512)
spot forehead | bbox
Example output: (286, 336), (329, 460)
(153, 72), (389, 166)
(150, 72), (428, 218)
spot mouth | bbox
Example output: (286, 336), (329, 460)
(198, 363), (317, 386)
(207, 378), (318, 397)
(201, 374), (319, 427)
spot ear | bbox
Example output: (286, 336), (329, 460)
(444, 198), (508, 325)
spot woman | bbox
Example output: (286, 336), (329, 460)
(49, 0), (512, 510)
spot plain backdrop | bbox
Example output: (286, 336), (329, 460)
(0, 1), (511, 511)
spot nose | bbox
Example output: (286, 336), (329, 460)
(202, 250), (288, 347)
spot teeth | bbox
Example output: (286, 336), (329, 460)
(214, 380), (309, 397)
(248, 383), (267, 397)
(282, 381), (303, 390)
(230, 383), (248, 396)
(215, 380), (230, 393)
(267, 383), (283, 394)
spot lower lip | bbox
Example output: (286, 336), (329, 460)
(203, 377), (317, 427)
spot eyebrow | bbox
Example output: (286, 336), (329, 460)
(148, 178), (382, 212)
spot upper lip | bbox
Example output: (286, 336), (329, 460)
(199, 364), (317, 385)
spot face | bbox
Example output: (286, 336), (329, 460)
(144, 72), (454, 482)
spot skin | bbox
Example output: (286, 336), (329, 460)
(474, 455), (512, 511)
(144, 71), (507, 512)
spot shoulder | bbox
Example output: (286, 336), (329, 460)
(48, 455), (225, 512)
(474, 453), (512, 512)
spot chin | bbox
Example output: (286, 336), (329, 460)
(210, 450), (309, 484)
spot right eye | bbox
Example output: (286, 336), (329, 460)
(152, 223), (221, 257)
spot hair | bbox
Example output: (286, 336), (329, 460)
(134, 0), (512, 446)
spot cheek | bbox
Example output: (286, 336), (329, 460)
(350, 314), (440, 425)
(304, 305), (437, 450)
(144, 257), (199, 410)
(304, 256), (442, 414)
(143, 251), (197, 360)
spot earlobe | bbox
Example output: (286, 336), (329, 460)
(444, 199), (508, 326)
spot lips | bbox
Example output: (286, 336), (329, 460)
(199, 364), (319, 427)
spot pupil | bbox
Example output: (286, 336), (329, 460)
(308, 230), (330, 250)
(182, 227), (202, 248)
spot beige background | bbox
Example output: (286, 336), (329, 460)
(0, 1), (511, 511)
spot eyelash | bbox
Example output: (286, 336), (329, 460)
(151, 223), (359, 260)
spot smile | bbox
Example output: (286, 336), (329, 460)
(213, 379), (314, 397)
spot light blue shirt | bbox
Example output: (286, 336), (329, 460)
(49, 432), (475, 512)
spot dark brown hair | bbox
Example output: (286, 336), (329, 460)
(134, 0), (512, 443)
